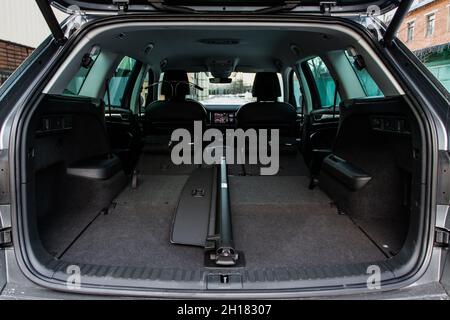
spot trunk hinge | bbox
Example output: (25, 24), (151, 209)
(320, 1), (336, 15)
(113, 0), (129, 13)
(65, 7), (89, 39)
(435, 227), (450, 248)
(0, 227), (12, 249)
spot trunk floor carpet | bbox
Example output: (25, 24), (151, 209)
(229, 176), (386, 268)
(137, 154), (198, 175)
(61, 175), (205, 268)
(352, 217), (407, 256)
(61, 175), (386, 269)
(137, 152), (309, 177)
(228, 152), (309, 176)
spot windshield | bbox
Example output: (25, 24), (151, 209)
(158, 71), (283, 106)
(188, 72), (256, 106)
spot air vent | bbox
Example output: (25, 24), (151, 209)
(198, 39), (240, 45)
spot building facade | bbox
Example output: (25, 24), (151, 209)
(0, 40), (34, 85)
(0, 0), (68, 49)
(397, 0), (450, 90)
(0, 0), (67, 86)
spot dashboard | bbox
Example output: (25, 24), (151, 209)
(204, 104), (240, 127)
(212, 112), (236, 125)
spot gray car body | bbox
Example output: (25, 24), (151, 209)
(0, 9), (449, 299)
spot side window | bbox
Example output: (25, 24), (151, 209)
(345, 51), (383, 98)
(104, 56), (137, 108)
(64, 46), (101, 95)
(305, 56), (340, 108)
(289, 70), (303, 112)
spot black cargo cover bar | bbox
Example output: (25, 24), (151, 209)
(207, 157), (239, 266)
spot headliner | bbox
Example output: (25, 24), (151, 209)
(94, 25), (355, 73)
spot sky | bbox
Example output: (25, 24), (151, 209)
(0, 0), (68, 48)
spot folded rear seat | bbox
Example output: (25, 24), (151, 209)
(35, 94), (126, 177)
(319, 96), (415, 222)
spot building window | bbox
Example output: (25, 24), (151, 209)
(425, 13), (435, 37)
(447, 6), (450, 32)
(407, 21), (415, 42)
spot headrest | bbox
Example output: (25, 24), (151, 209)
(252, 72), (281, 101)
(161, 70), (190, 99)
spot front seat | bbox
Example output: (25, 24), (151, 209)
(236, 72), (297, 136)
(145, 70), (207, 135)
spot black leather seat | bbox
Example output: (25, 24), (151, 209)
(236, 72), (297, 136)
(144, 70), (207, 135)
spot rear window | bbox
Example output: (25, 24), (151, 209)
(63, 46), (101, 95)
(345, 51), (383, 98)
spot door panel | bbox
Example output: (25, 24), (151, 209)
(300, 56), (340, 174)
(105, 111), (142, 173)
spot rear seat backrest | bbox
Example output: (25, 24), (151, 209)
(144, 70), (207, 135)
(236, 72), (298, 136)
(320, 96), (416, 222)
(32, 94), (128, 255)
(32, 94), (112, 171)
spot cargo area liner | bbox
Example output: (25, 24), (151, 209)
(42, 152), (394, 290)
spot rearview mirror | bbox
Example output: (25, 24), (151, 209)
(209, 77), (232, 84)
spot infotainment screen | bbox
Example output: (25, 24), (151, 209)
(213, 112), (235, 124)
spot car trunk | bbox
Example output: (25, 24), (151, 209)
(13, 4), (430, 295)
(29, 103), (414, 281)
(38, 153), (400, 270)
(23, 69), (420, 294)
